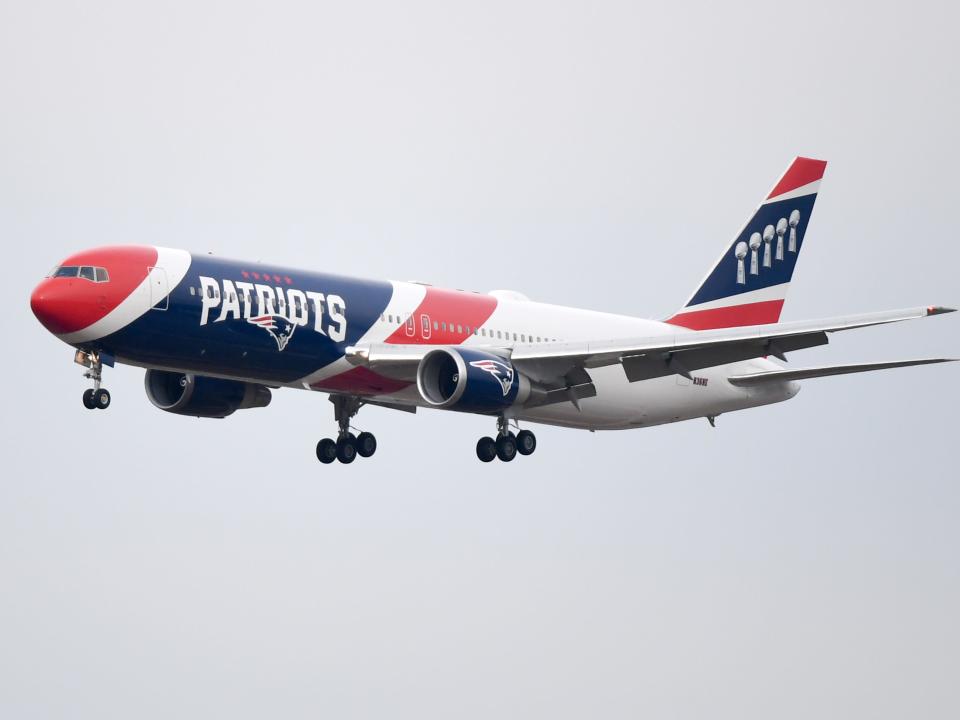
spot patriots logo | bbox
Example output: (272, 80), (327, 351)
(469, 359), (515, 396)
(248, 314), (297, 351)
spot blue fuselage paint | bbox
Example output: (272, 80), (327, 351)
(100, 254), (393, 384)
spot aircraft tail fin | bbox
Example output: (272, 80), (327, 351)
(667, 156), (828, 330)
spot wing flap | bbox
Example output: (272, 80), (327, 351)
(620, 331), (829, 383)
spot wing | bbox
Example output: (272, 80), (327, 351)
(345, 305), (954, 389)
(727, 358), (957, 386)
(510, 306), (955, 384)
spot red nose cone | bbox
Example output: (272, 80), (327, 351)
(31, 246), (160, 337)
(30, 280), (77, 335)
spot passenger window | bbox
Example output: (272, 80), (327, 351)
(190, 287), (196, 296)
(496, 330), (502, 339)
(207, 286), (215, 299)
(457, 324), (463, 334)
(433, 321), (438, 330)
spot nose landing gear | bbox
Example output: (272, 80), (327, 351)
(315, 395), (378, 465)
(77, 351), (111, 410)
(476, 417), (536, 463)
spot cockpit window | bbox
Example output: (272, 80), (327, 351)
(49, 265), (110, 282)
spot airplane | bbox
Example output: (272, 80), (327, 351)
(29, 157), (956, 464)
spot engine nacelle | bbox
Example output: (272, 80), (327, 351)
(144, 369), (272, 419)
(416, 348), (528, 413)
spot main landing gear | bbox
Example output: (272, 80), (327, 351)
(316, 395), (378, 465)
(77, 351), (111, 410)
(476, 417), (537, 463)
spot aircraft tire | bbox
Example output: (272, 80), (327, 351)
(336, 436), (357, 464)
(95, 388), (111, 409)
(476, 436), (497, 462)
(356, 432), (377, 458)
(82, 389), (97, 409)
(516, 430), (536, 455)
(495, 434), (517, 462)
(316, 438), (338, 464)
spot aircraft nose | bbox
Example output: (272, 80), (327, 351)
(30, 280), (77, 335)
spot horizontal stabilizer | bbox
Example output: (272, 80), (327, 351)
(728, 358), (957, 387)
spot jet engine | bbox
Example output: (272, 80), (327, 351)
(416, 348), (529, 413)
(144, 369), (272, 419)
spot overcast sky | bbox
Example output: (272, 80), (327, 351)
(1, 2), (958, 718)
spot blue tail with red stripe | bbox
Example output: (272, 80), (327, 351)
(668, 156), (827, 330)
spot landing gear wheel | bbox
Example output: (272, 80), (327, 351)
(516, 430), (536, 455)
(316, 438), (338, 464)
(356, 432), (377, 458)
(495, 434), (517, 462)
(336, 435), (357, 464)
(476, 436), (497, 463)
(82, 389), (97, 409)
(94, 388), (111, 409)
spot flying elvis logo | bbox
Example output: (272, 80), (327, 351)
(469, 359), (515, 396)
(247, 314), (298, 351)
(197, 276), (347, 351)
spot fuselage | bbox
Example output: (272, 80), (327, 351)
(30, 245), (797, 430)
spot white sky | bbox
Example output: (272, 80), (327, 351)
(1, 2), (958, 718)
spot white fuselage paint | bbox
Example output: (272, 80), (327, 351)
(296, 283), (799, 431)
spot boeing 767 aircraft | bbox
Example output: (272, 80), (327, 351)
(30, 158), (955, 463)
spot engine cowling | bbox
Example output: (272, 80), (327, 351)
(144, 369), (272, 418)
(416, 348), (529, 413)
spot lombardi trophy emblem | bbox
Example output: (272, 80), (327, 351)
(735, 241), (748, 285)
(749, 232), (761, 275)
(762, 224), (775, 268)
(776, 218), (787, 261)
(788, 209), (801, 252)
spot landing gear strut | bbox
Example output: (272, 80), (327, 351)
(476, 417), (536, 463)
(315, 395), (378, 465)
(77, 351), (110, 410)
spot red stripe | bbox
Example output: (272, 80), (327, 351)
(767, 157), (827, 199)
(385, 287), (497, 345)
(311, 366), (410, 396)
(313, 286), (498, 396)
(666, 299), (785, 330)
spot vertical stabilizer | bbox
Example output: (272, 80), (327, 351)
(667, 157), (827, 330)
